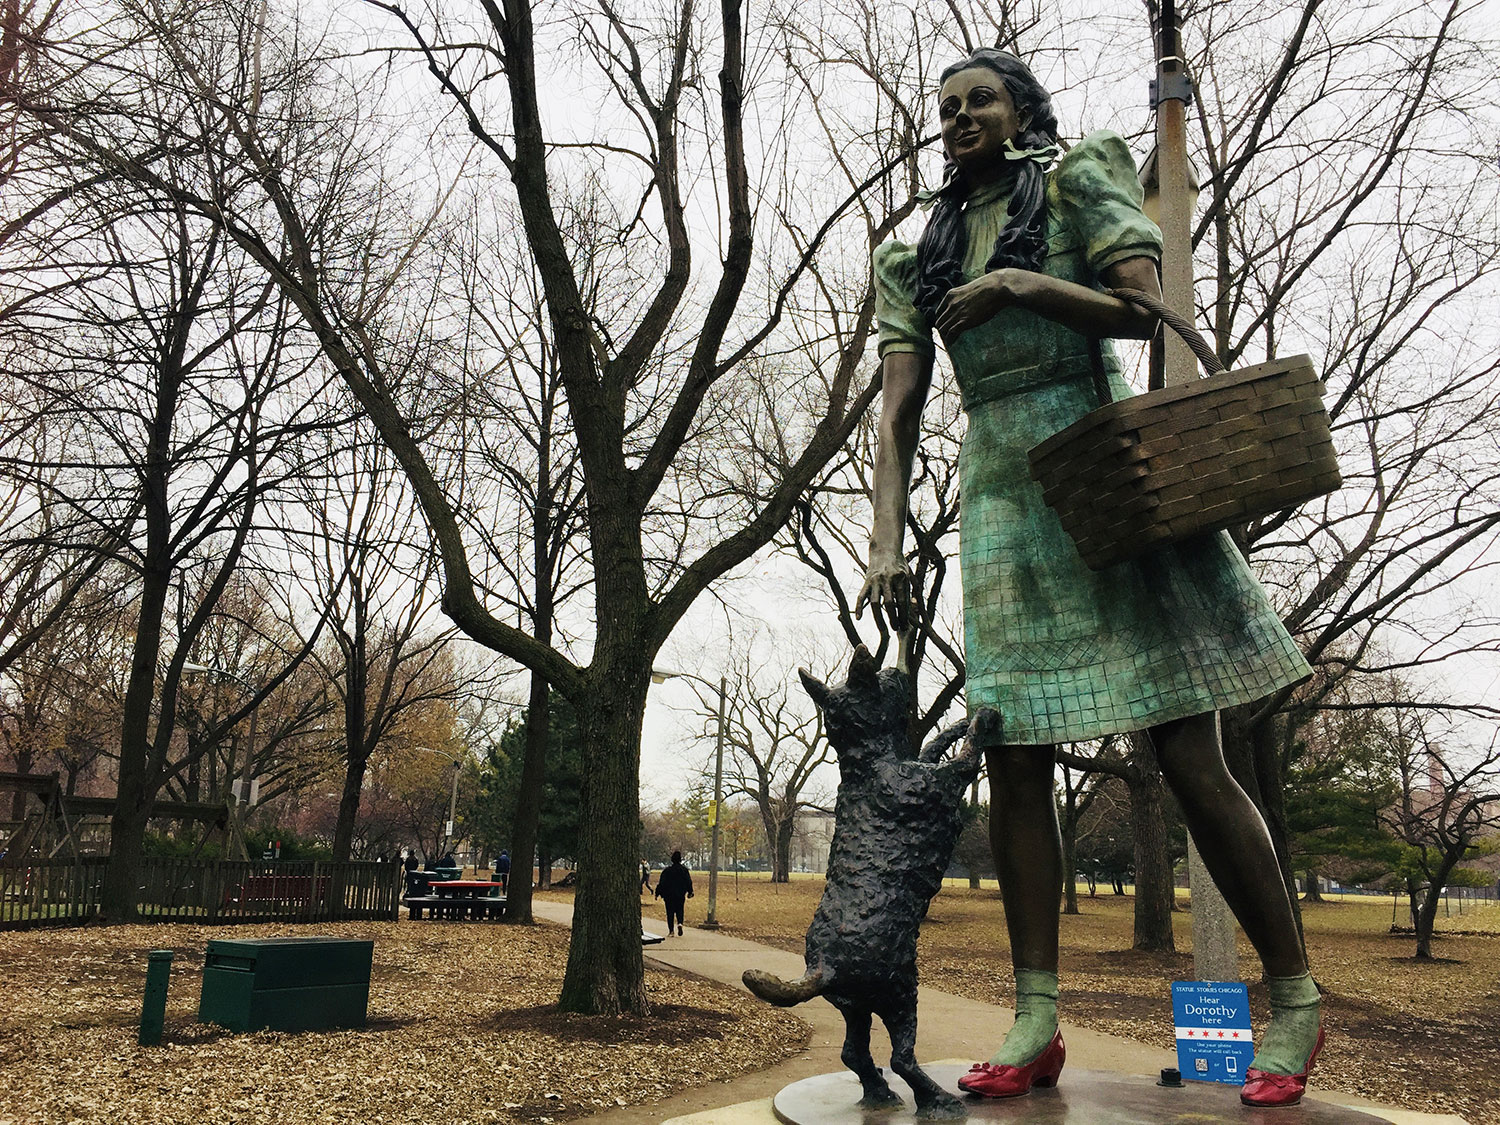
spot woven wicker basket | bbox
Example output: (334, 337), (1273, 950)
(1027, 288), (1341, 572)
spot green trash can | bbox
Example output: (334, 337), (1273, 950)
(197, 936), (373, 1033)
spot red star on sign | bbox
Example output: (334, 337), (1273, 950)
(1186, 1031), (1195, 1037)
(1218, 1031), (1225, 1038)
(1232, 1032), (1241, 1038)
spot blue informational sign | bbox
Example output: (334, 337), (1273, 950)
(1171, 980), (1256, 1085)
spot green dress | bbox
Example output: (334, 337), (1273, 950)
(875, 131), (1310, 745)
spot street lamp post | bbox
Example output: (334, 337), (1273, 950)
(651, 668), (727, 930)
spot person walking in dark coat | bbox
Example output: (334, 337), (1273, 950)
(654, 851), (694, 936)
(496, 850), (511, 894)
(640, 861), (651, 896)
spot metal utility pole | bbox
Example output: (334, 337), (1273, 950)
(446, 757), (460, 854)
(1150, 0), (1239, 984)
(703, 675), (726, 930)
(1152, 0), (1199, 390)
(650, 668), (729, 929)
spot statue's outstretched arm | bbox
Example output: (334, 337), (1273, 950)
(856, 351), (933, 634)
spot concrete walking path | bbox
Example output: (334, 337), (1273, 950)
(527, 901), (1463, 1125)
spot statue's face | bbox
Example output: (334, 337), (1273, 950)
(938, 68), (1026, 173)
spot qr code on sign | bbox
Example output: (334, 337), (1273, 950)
(1195, 1058), (1209, 1073)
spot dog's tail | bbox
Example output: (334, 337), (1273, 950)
(743, 966), (827, 1007)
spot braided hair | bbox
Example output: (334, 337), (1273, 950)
(913, 50), (1060, 322)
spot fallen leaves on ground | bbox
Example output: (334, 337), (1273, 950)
(0, 918), (807, 1125)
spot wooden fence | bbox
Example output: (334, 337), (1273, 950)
(0, 857), (403, 930)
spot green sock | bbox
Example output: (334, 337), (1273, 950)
(989, 968), (1059, 1067)
(1251, 972), (1322, 1075)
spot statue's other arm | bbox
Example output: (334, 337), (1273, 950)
(932, 255), (1161, 344)
(855, 350), (933, 633)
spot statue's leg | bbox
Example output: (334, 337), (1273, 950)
(1148, 712), (1304, 973)
(838, 1002), (902, 1109)
(1150, 712), (1322, 1091)
(983, 742), (1062, 1067)
(882, 998), (963, 1119)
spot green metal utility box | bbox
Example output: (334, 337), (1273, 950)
(197, 936), (373, 1033)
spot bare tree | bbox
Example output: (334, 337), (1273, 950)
(9, 0), (936, 1010)
(787, 388), (967, 739)
(681, 649), (836, 883)
(1170, 0), (1500, 918)
(0, 93), (341, 913)
(1364, 691), (1500, 959)
(443, 210), (590, 924)
(288, 429), (468, 867)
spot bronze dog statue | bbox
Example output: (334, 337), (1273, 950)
(744, 645), (998, 1119)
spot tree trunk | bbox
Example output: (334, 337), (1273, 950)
(9, 749), (32, 821)
(1127, 748), (1175, 952)
(504, 670), (550, 925)
(101, 561), (171, 922)
(1061, 830), (1079, 914)
(556, 671), (648, 1015)
(1414, 853), (1463, 959)
(774, 816), (794, 883)
(507, 412), (558, 925)
(1061, 786), (1080, 915)
(1302, 869), (1324, 903)
(1414, 886), (1435, 959)
(331, 600), (369, 868)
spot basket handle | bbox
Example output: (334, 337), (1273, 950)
(1109, 287), (1227, 375)
(1085, 288), (1226, 407)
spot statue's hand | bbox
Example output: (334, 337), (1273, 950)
(855, 550), (918, 634)
(933, 269), (1031, 342)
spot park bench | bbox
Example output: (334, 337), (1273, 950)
(224, 874), (330, 908)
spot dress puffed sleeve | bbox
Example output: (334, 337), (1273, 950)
(1049, 131), (1162, 277)
(873, 240), (935, 360)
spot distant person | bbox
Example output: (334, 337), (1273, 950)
(404, 852), (419, 873)
(440, 851), (456, 870)
(654, 851), (694, 936)
(496, 850), (511, 894)
(640, 861), (651, 896)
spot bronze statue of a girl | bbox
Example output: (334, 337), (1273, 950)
(857, 49), (1323, 1108)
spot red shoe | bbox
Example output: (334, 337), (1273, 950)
(1240, 1024), (1325, 1108)
(958, 1032), (1065, 1098)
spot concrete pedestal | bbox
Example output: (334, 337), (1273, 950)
(771, 1066), (1390, 1125)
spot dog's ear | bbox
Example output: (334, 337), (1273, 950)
(848, 644), (878, 692)
(799, 668), (830, 711)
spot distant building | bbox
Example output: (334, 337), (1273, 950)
(791, 810), (835, 874)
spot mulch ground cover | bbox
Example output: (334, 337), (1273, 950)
(0, 917), (806, 1125)
(695, 877), (1500, 1125)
